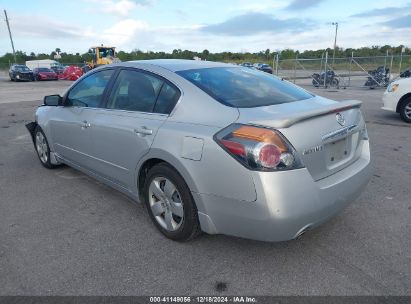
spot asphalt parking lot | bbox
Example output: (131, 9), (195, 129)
(0, 72), (410, 296)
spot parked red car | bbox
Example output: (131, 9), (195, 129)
(58, 65), (83, 81)
(33, 68), (58, 81)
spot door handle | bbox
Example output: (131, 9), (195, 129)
(134, 126), (153, 136)
(81, 120), (91, 128)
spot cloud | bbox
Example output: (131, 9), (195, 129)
(286, 0), (326, 10)
(200, 12), (312, 36)
(351, 4), (411, 18)
(102, 19), (148, 45)
(229, 1), (288, 13)
(97, 0), (152, 17)
(10, 14), (92, 39)
(382, 14), (411, 28)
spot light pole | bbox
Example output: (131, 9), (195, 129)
(4, 10), (16, 63)
(332, 22), (338, 66)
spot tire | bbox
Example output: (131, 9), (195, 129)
(331, 78), (339, 88)
(399, 98), (411, 123)
(143, 163), (201, 241)
(312, 74), (320, 87)
(34, 126), (59, 169)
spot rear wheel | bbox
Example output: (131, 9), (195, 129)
(34, 126), (59, 169)
(399, 98), (411, 123)
(143, 163), (201, 241)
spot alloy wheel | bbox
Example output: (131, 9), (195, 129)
(404, 102), (411, 120)
(148, 177), (184, 232)
(35, 131), (48, 164)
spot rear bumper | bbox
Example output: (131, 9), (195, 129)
(195, 141), (371, 242)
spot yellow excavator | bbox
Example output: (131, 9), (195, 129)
(86, 45), (120, 69)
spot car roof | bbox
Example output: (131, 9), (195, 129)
(116, 59), (235, 72)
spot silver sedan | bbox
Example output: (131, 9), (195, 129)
(26, 60), (371, 242)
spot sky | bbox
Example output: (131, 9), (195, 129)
(0, 0), (410, 55)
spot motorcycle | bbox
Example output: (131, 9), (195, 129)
(400, 68), (411, 78)
(364, 66), (390, 89)
(312, 70), (339, 88)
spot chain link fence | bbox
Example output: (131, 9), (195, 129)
(275, 52), (411, 89)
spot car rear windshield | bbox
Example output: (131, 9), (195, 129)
(177, 67), (313, 108)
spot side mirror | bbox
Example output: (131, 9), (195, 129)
(43, 95), (62, 106)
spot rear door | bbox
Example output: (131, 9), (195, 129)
(89, 68), (181, 189)
(50, 69), (115, 170)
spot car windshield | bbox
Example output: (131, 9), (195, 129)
(15, 65), (30, 72)
(177, 67), (313, 108)
(38, 68), (52, 72)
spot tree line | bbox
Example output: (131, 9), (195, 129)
(0, 45), (409, 66)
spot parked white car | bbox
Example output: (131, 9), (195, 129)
(382, 77), (411, 123)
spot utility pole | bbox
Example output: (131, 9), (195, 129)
(332, 22), (338, 66)
(4, 10), (17, 63)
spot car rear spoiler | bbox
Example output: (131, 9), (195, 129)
(249, 99), (362, 129)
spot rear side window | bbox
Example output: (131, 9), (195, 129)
(153, 83), (181, 114)
(177, 67), (313, 108)
(107, 69), (163, 112)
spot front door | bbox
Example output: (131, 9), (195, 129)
(50, 69), (115, 170)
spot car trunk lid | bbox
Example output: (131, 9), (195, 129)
(236, 96), (367, 181)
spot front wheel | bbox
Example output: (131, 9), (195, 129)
(143, 163), (201, 241)
(34, 126), (59, 169)
(399, 98), (411, 123)
(312, 79), (320, 87)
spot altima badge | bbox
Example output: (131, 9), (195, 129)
(336, 113), (346, 126)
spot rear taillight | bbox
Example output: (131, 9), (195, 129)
(214, 124), (303, 171)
